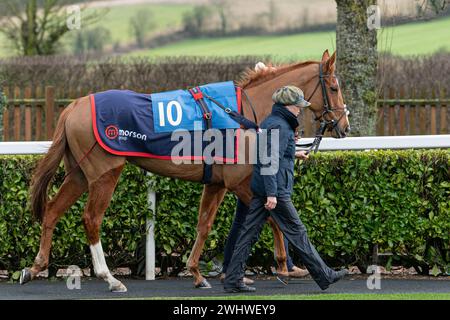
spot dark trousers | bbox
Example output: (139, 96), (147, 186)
(222, 198), (248, 273)
(223, 199), (296, 273)
(224, 197), (336, 289)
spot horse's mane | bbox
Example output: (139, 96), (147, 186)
(237, 60), (319, 89)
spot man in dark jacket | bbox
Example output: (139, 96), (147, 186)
(223, 86), (348, 293)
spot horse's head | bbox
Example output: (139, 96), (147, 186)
(305, 50), (351, 138)
(244, 54), (350, 138)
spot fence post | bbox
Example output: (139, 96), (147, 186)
(430, 89), (437, 135)
(35, 86), (43, 141)
(2, 87), (10, 141)
(388, 87), (395, 136)
(25, 87), (32, 141)
(146, 172), (156, 280)
(419, 88), (427, 135)
(440, 88), (447, 134)
(45, 86), (55, 139)
(399, 86), (406, 135)
(410, 87), (417, 135)
(14, 87), (21, 141)
(377, 88), (385, 136)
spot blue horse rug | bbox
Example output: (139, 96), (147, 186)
(90, 81), (242, 163)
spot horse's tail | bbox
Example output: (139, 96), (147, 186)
(30, 102), (74, 223)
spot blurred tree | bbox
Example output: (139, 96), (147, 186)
(301, 7), (310, 28)
(211, 0), (229, 35)
(72, 26), (111, 54)
(73, 31), (85, 55)
(416, 0), (448, 15)
(335, 0), (447, 136)
(129, 10), (156, 49)
(183, 5), (213, 36)
(0, 0), (99, 56)
(86, 27), (111, 52)
(267, 0), (279, 32)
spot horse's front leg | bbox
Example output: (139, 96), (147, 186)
(187, 183), (227, 288)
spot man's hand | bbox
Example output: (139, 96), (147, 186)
(265, 196), (277, 210)
(295, 150), (309, 160)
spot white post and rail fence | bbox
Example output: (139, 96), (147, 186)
(0, 135), (449, 280)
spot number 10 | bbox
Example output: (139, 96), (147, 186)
(158, 101), (183, 127)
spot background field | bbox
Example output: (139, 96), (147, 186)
(1, 0), (448, 59)
(128, 16), (450, 60)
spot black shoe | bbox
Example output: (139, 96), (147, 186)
(224, 283), (256, 293)
(318, 269), (348, 291)
(331, 269), (348, 284)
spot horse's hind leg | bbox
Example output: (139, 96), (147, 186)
(82, 165), (126, 292)
(187, 183), (227, 288)
(21, 156), (87, 284)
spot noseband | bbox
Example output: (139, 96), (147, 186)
(299, 63), (348, 153)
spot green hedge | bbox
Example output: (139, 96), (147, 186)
(0, 150), (449, 277)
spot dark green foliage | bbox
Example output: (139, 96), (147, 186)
(0, 150), (448, 276)
(0, 157), (151, 274)
(294, 150), (449, 274)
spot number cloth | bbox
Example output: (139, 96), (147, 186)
(91, 82), (241, 162)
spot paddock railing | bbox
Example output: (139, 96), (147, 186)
(1, 86), (449, 141)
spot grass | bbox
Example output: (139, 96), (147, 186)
(128, 31), (337, 61)
(137, 293), (450, 300)
(128, 16), (450, 61)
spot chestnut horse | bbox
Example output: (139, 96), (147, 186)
(20, 50), (349, 292)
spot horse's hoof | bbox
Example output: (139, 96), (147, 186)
(19, 268), (32, 285)
(276, 274), (289, 286)
(110, 281), (127, 293)
(195, 278), (211, 289)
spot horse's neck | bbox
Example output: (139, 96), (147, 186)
(242, 64), (317, 124)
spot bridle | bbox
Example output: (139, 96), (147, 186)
(298, 63), (349, 153)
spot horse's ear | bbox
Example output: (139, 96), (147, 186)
(321, 49), (330, 62)
(325, 51), (336, 73)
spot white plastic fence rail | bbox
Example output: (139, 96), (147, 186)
(1, 135), (449, 155)
(1, 134), (449, 281)
(295, 135), (450, 151)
